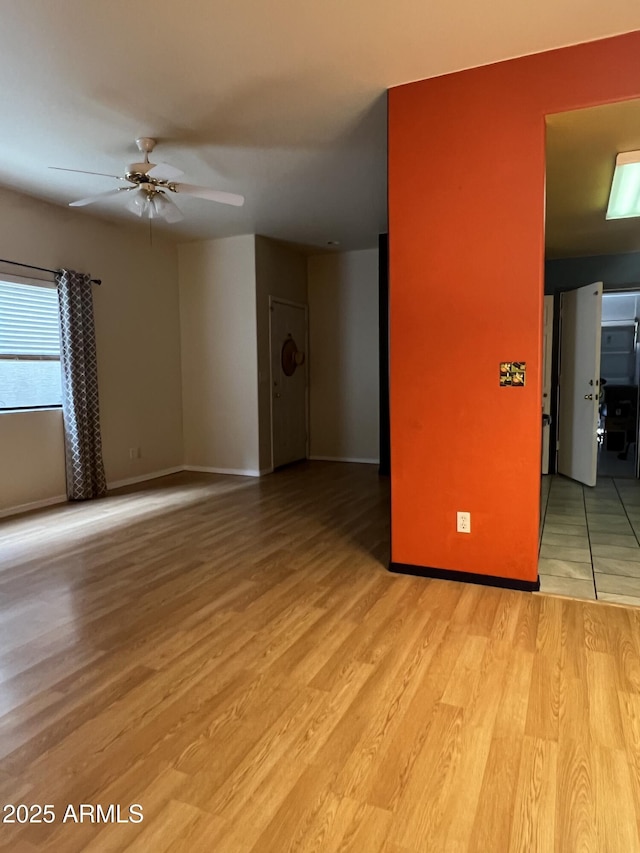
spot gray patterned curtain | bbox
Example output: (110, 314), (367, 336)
(56, 269), (107, 500)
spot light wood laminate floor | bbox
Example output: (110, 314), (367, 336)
(1, 463), (640, 851)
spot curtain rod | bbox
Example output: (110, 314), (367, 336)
(0, 258), (101, 285)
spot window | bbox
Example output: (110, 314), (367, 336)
(0, 278), (62, 410)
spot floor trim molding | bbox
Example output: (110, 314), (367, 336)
(0, 494), (68, 519)
(309, 456), (380, 465)
(108, 467), (185, 491)
(1, 464), (264, 517)
(183, 465), (262, 477)
(389, 561), (540, 592)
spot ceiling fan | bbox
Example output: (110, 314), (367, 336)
(50, 137), (244, 223)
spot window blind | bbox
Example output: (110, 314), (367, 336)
(0, 280), (61, 357)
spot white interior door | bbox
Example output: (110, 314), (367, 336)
(557, 281), (603, 486)
(542, 295), (553, 474)
(270, 299), (308, 468)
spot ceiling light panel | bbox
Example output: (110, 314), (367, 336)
(607, 150), (640, 219)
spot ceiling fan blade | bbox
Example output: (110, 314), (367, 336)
(146, 162), (184, 182)
(172, 183), (245, 207)
(50, 166), (125, 180)
(69, 187), (134, 207)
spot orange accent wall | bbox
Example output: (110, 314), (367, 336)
(389, 31), (640, 583)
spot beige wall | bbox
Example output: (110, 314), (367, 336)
(0, 411), (66, 516)
(308, 249), (379, 463)
(0, 190), (379, 516)
(0, 187), (183, 515)
(255, 236), (308, 471)
(178, 235), (260, 474)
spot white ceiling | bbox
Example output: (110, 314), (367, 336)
(1, 2), (639, 251)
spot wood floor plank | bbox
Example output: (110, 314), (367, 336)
(0, 463), (639, 851)
(593, 744), (640, 852)
(554, 738), (596, 853)
(391, 702), (465, 849)
(508, 736), (558, 852)
(493, 649), (535, 738)
(37, 765), (189, 853)
(468, 735), (523, 853)
(586, 651), (626, 749)
(330, 605), (437, 800)
(618, 690), (640, 831)
(525, 653), (562, 742)
(351, 623), (465, 812)
(424, 716), (494, 851)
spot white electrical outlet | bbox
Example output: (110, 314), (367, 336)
(457, 511), (471, 534)
(129, 447), (141, 460)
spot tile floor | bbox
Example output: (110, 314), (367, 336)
(597, 446), (636, 478)
(539, 475), (640, 605)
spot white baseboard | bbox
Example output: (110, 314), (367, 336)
(1, 458), (373, 518)
(0, 467), (185, 517)
(309, 456), (380, 465)
(108, 466), (185, 490)
(0, 493), (67, 519)
(0, 463), (272, 518)
(183, 465), (262, 478)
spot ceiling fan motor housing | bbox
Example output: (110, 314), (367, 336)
(136, 137), (156, 154)
(128, 138), (157, 178)
(127, 162), (155, 178)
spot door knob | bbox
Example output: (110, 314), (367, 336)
(275, 393), (281, 398)
(584, 394), (593, 400)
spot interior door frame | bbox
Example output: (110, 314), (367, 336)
(268, 296), (309, 470)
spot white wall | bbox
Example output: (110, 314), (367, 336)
(0, 187), (183, 515)
(308, 249), (379, 463)
(255, 236), (308, 471)
(178, 235), (260, 475)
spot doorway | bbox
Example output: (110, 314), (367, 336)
(539, 284), (640, 603)
(552, 286), (640, 485)
(269, 297), (308, 469)
(538, 99), (640, 601)
(598, 291), (640, 479)
(556, 281), (603, 487)
(544, 98), (640, 488)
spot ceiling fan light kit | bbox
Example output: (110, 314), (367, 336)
(52, 137), (245, 224)
(606, 150), (640, 220)
(125, 188), (184, 224)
